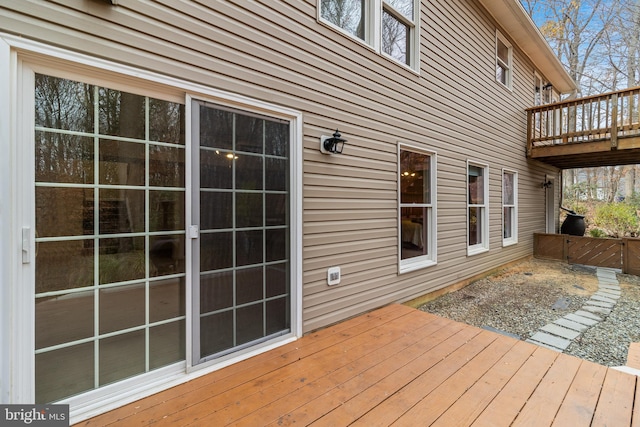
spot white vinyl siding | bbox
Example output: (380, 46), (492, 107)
(502, 169), (518, 246)
(2, 1), (564, 416)
(398, 144), (436, 273)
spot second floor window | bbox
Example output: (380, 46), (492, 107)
(496, 31), (512, 89)
(320, 0), (418, 69)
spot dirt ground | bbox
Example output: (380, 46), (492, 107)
(419, 257), (640, 366)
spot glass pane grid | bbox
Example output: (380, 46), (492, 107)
(35, 75), (186, 403)
(197, 104), (290, 360)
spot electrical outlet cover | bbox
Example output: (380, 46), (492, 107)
(327, 266), (341, 286)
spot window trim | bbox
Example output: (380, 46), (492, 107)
(398, 143), (437, 273)
(495, 30), (512, 90)
(318, 0), (420, 71)
(502, 168), (518, 247)
(467, 160), (489, 256)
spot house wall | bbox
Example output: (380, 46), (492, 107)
(0, 0), (558, 334)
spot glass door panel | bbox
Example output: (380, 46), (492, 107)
(34, 74), (186, 403)
(192, 101), (291, 363)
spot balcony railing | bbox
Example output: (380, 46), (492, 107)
(526, 87), (640, 168)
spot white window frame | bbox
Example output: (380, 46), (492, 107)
(318, 0), (420, 71)
(467, 160), (489, 256)
(502, 169), (518, 247)
(398, 144), (437, 273)
(2, 33), (303, 425)
(496, 30), (512, 90)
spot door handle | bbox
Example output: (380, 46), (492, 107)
(22, 226), (30, 264)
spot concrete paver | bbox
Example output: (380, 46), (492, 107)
(528, 331), (572, 350)
(540, 323), (581, 340)
(527, 267), (620, 354)
(554, 318), (589, 332)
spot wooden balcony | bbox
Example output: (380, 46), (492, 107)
(78, 304), (640, 426)
(527, 87), (640, 169)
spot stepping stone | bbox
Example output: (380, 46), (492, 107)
(584, 300), (614, 308)
(575, 310), (603, 320)
(540, 323), (581, 340)
(597, 269), (619, 277)
(593, 291), (620, 300)
(581, 305), (611, 315)
(590, 294), (617, 304)
(596, 289), (621, 297)
(565, 313), (599, 326)
(525, 339), (563, 352)
(554, 318), (589, 332)
(481, 325), (521, 340)
(597, 270), (618, 277)
(551, 297), (570, 310)
(598, 279), (620, 286)
(528, 331), (572, 350)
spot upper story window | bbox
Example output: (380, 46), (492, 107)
(467, 161), (489, 255)
(502, 169), (518, 246)
(399, 145), (436, 272)
(320, 0), (419, 70)
(496, 31), (512, 89)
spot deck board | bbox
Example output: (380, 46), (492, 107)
(431, 340), (537, 426)
(551, 361), (608, 426)
(78, 304), (640, 427)
(511, 353), (582, 426)
(592, 368), (637, 426)
(470, 347), (560, 427)
(394, 334), (518, 426)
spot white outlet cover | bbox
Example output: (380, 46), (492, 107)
(327, 266), (341, 286)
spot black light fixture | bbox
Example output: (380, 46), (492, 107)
(542, 179), (553, 188)
(320, 129), (347, 154)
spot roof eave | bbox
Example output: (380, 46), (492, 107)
(477, 0), (577, 94)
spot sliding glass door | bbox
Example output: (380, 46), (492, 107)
(33, 74), (186, 403)
(30, 70), (294, 405)
(191, 100), (291, 364)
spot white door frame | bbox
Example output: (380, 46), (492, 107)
(1, 33), (303, 423)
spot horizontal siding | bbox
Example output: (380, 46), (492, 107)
(2, 0), (561, 333)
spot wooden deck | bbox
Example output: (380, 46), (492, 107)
(79, 304), (640, 426)
(527, 86), (640, 169)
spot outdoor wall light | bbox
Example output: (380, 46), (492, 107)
(542, 179), (553, 188)
(320, 129), (347, 154)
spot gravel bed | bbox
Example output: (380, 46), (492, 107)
(418, 258), (640, 367)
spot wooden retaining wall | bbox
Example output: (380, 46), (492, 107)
(534, 233), (640, 275)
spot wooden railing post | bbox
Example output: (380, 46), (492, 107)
(611, 93), (618, 149)
(526, 111), (533, 156)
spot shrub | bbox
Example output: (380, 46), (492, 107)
(589, 228), (607, 238)
(593, 203), (639, 237)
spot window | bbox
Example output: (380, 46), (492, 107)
(399, 145), (436, 272)
(503, 169), (518, 246)
(320, 0), (419, 69)
(467, 161), (489, 255)
(496, 31), (512, 89)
